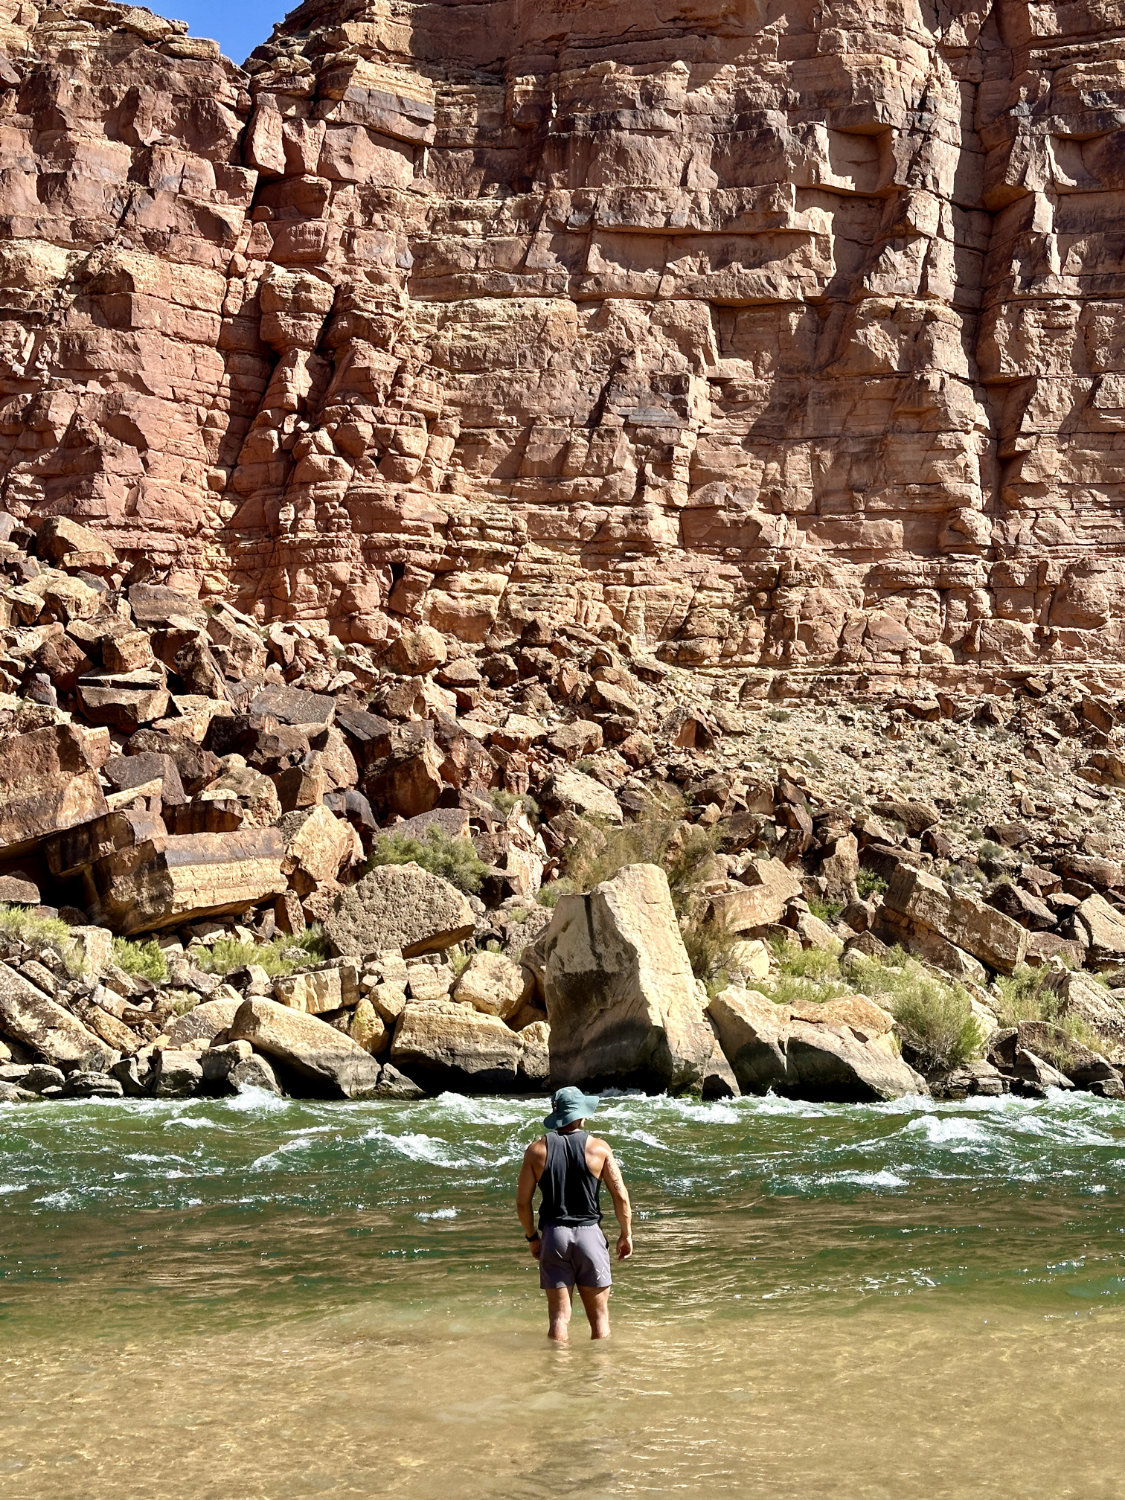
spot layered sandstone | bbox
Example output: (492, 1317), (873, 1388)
(1, 0), (1125, 682)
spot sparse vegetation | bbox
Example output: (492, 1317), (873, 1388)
(808, 895), (845, 924)
(992, 966), (1100, 1067)
(0, 903), (74, 951)
(855, 868), (888, 900)
(490, 789), (540, 821)
(111, 937), (168, 983)
(367, 826), (489, 896)
(850, 950), (982, 1072)
(680, 912), (740, 996)
(194, 927), (329, 978)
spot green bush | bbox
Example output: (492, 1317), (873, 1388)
(195, 927), (329, 979)
(855, 868), (888, 899)
(680, 913), (740, 995)
(849, 950), (982, 1072)
(808, 895), (844, 924)
(560, 792), (720, 919)
(993, 965), (1100, 1064)
(490, 789), (540, 821)
(759, 943), (851, 1006)
(367, 826), (488, 896)
(111, 937), (168, 983)
(0, 903), (74, 950)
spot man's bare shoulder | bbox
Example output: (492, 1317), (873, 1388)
(585, 1135), (614, 1167)
(523, 1136), (548, 1165)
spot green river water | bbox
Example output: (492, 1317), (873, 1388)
(3, 1087), (1125, 1498)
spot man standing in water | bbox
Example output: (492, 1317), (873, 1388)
(516, 1086), (633, 1342)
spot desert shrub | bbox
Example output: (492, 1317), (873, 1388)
(367, 826), (488, 896)
(756, 942), (851, 1006)
(992, 966), (1100, 1065)
(808, 895), (844, 924)
(855, 868), (887, 900)
(0, 904), (107, 978)
(561, 793), (721, 918)
(680, 913), (740, 995)
(490, 789), (540, 821)
(195, 926), (329, 979)
(849, 950), (982, 1072)
(111, 937), (168, 983)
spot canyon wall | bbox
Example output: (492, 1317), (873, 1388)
(2, 0), (1125, 681)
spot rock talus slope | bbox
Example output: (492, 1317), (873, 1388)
(1, 0), (1125, 683)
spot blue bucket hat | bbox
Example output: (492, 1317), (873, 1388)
(543, 1086), (600, 1131)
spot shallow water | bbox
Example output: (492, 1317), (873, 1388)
(3, 1088), (1125, 1497)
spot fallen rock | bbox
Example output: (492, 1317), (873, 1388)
(0, 723), (108, 858)
(274, 964), (360, 1014)
(710, 858), (803, 932)
(324, 862), (475, 959)
(1074, 894), (1125, 965)
(0, 962), (114, 1071)
(390, 1000), (525, 1092)
(541, 768), (623, 825)
(880, 865), (1027, 974)
(537, 863), (714, 1093)
(451, 950), (528, 1020)
(707, 985), (925, 1102)
(164, 999), (245, 1047)
(229, 998), (382, 1099)
(229, 1054), (282, 1094)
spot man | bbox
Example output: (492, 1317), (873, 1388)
(516, 1085), (633, 1342)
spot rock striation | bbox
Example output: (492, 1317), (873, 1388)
(2, 0), (1125, 684)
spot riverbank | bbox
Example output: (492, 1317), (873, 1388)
(3, 1089), (1125, 1498)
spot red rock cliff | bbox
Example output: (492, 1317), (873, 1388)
(2, 0), (1124, 681)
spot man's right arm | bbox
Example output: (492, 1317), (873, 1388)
(601, 1146), (633, 1260)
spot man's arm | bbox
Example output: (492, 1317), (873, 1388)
(516, 1141), (544, 1258)
(600, 1146), (633, 1260)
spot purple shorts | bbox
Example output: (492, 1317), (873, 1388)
(539, 1223), (612, 1290)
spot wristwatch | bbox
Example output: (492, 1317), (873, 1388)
(525, 1232), (540, 1240)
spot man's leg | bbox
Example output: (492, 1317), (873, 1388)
(546, 1286), (572, 1342)
(577, 1284), (611, 1340)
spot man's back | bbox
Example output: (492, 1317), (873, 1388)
(517, 1104), (632, 1342)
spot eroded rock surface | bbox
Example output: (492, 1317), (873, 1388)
(2, 0), (1125, 680)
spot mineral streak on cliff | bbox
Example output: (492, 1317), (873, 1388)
(1, 0), (1123, 680)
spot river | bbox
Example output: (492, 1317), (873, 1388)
(2, 1088), (1125, 1497)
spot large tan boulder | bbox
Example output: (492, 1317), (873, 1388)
(282, 805), (355, 892)
(707, 985), (925, 1103)
(880, 865), (1027, 974)
(0, 723), (108, 858)
(709, 858), (803, 932)
(229, 998), (382, 1098)
(538, 863), (714, 1093)
(273, 963), (360, 1014)
(452, 951), (528, 1019)
(0, 963), (114, 1071)
(324, 862), (475, 958)
(390, 999), (525, 1092)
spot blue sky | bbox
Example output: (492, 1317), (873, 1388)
(151, 0), (288, 63)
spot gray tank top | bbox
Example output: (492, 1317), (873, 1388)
(537, 1129), (602, 1230)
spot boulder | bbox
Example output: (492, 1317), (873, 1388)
(349, 997), (389, 1055)
(229, 998), (382, 1098)
(281, 805), (355, 892)
(710, 858), (803, 932)
(273, 964), (360, 1014)
(390, 1000), (525, 1092)
(707, 985), (925, 1102)
(229, 1053), (282, 1093)
(0, 962), (114, 1071)
(541, 768), (623, 825)
(1074, 894), (1125, 965)
(0, 723), (108, 858)
(88, 827), (288, 934)
(538, 863), (715, 1093)
(77, 670), (170, 732)
(880, 865), (1027, 974)
(153, 1050), (204, 1098)
(164, 998), (244, 1047)
(452, 950), (528, 1019)
(324, 862), (475, 958)
(518, 1019), (551, 1089)
(987, 881), (1057, 932)
(375, 1062), (426, 1100)
(706, 987), (789, 1094)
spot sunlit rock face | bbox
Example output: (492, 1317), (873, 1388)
(2, 0), (1124, 680)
